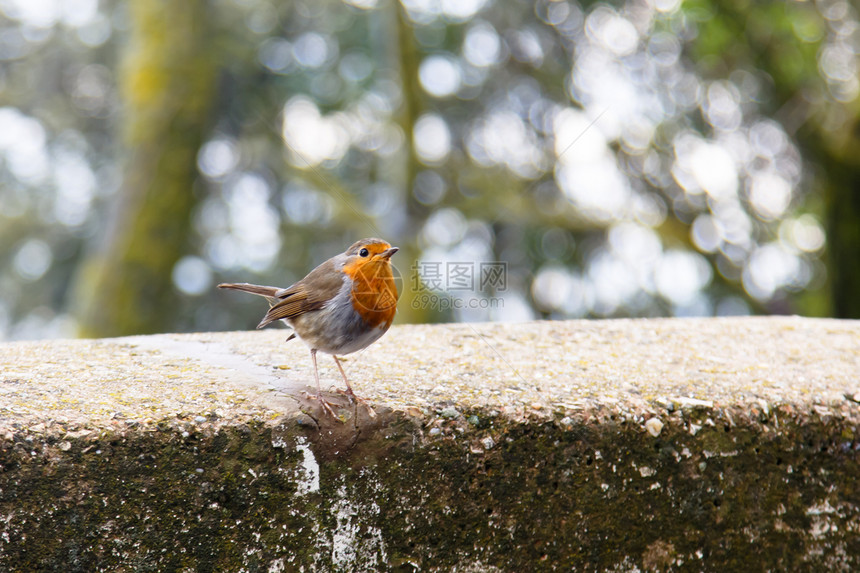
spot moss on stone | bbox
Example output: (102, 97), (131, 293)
(1, 405), (859, 572)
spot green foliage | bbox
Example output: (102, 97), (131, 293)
(1, 0), (859, 339)
(684, 0), (860, 317)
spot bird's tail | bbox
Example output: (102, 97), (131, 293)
(219, 283), (300, 336)
(218, 283), (281, 306)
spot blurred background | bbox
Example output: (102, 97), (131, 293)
(0, 0), (858, 341)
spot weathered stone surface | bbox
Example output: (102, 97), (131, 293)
(0, 317), (859, 571)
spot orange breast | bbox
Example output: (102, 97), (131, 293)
(343, 259), (398, 329)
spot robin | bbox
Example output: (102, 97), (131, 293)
(218, 238), (399, 417)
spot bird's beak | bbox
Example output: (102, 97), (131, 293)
(378, 247), (399, 260)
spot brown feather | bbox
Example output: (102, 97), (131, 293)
(217, 283), (280, 303)
(256, 259), (345, 329)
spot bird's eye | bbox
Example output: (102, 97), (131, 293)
(359, 248), (369, 257)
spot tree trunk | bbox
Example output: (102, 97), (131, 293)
(820, 127), (860, 318)
(73, 0), (216, 336)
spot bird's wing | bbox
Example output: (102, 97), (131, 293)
(257, 259), (345, 328)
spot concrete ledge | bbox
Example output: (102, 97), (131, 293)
(1, 317), (859, 571)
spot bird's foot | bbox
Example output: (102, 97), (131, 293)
(304, 392), (342, 421)
(336, 387), (377, 418)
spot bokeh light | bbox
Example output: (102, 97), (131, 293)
(0, 0), (856, 339)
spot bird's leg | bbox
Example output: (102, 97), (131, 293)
(333, 356), (376, 417)
(310, 349), (337, 418)
(333, 355), (356, 397)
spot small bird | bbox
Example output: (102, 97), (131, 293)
(218, 238), (399, 417)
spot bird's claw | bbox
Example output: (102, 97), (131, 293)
(335, 388), (377, 418)
(303, 391), (342, 421)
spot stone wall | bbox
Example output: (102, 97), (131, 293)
(1, 318), (858, 571)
